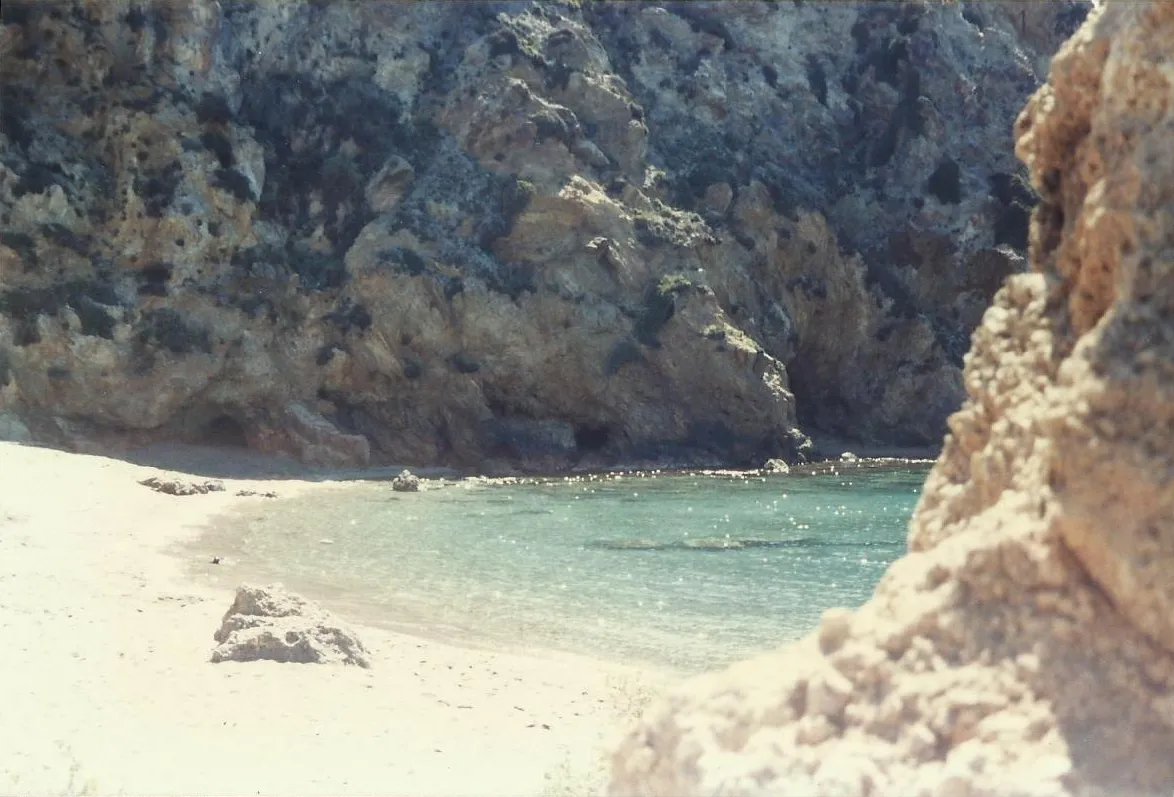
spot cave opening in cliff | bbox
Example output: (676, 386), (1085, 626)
(200, 414), (249, 448)
(574, 424), (611, 453)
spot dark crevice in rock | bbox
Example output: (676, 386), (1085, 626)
(0, 231), (39, 270)
(211, 168), (254, 202)
(1054, 2), (1092, 39)
(927, 158), (962, 204)
(806, 56), (829, 106)
(573, 424), (611, 454)
(134, 162), (183, 219)
(990, 171), (1037, 251)
(605, 338), (644, 376)
(634, 274), (696, 348)
(199, 131), (236, 168)
(448, 352), (481, 375)
(71, 295), (118, 339)
(200, 414), (249, 447)
(137, 263), (172, 297)
(41, 222), (90, 255)
(0, 281), (124, 344)
(195, 93), (234, 125)
(135, 308), (211, 356)
(1, 85), (35, 149)
(322, 299), (372, 334)
(239, 72), (408, 283)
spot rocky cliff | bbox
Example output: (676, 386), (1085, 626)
(0, 0), (1087, 469)
(609, 2), (1174, 794)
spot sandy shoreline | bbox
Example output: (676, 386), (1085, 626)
(0, 442), (668, 796)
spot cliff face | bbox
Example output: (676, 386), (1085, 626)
(609, 2), (1174, 794)
(0, 1), (1086, 469)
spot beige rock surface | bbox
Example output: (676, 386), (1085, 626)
(0, 1), (1088, 469)
(609, 3), (1174, 795)
(211, 583), (371, 667)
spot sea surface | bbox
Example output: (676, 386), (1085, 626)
(199, 463), (930, 673)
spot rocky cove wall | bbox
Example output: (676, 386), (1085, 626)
(609, 2), (1174, 795)
(0, 1), (1088, 470)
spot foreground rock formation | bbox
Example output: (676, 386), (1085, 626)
(211, 584), (370, 667)
(609, 3), (1174, 795)
(0, 1), (1087, 470)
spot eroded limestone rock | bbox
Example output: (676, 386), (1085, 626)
(609, 4), (1174, 795)
(0, 1), (1087, 468)
(211, 584), (370, 668)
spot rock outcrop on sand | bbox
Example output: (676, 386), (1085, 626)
(609, 3), (1174, 795)
(211, 584), (370, 668)
(138, 474), (224, 495)
(0, 1), (1087, 470)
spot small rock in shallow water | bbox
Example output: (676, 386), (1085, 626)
(840, 451), (859, 462)
(761, 458), (791, 474)
(391, 469), (421, 492)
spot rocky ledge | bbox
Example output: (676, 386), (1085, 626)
(0, 1), (1087, 470)
(609, 3), (1174, 795)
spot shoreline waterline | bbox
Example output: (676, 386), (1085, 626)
(0, 442), (672, 796)
(183, 460), (930, 674)
(112, 438), (938, 483)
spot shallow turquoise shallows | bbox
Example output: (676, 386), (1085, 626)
(213, 464), (929, 672)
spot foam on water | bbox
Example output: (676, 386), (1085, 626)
(202, 465), (929, 672)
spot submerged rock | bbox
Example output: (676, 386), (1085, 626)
(211, 584), (370, 668)
(0, 0), (1085, 470)
(609, 3), (1174, 795)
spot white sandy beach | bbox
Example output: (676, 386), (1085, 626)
(0, 442), (668, 796)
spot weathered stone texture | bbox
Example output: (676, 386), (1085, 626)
(609, 4), (1174, 795)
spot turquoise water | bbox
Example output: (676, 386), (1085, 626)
(209, 464), (928, 672)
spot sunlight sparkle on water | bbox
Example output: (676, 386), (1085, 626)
(211, 466), (929, 672)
